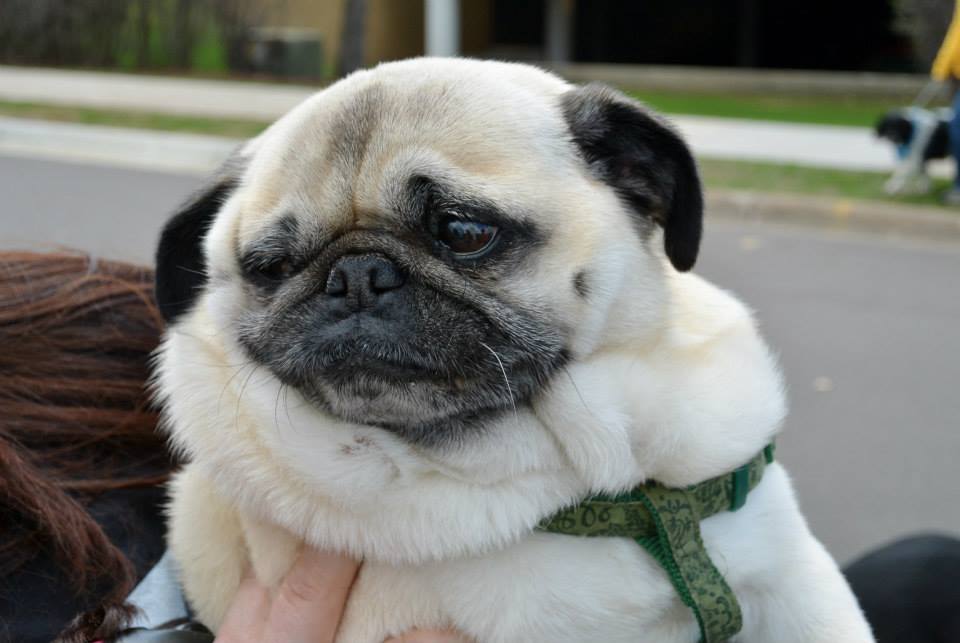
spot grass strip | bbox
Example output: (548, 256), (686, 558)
(628, 90), (911, 128)
(1, 88), (910, 137)
(0, 100), (268, 138)
(699, 158), (953, 208)
(0, 88), (918, 133)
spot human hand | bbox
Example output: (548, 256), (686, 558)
(214, 547), (467, 643)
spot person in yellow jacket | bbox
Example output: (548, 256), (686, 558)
(933, 0), (960, 203)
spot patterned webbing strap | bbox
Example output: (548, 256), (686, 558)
(536, 444), (775, 643)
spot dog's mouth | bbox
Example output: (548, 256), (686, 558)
(321, 352), (456, 385)
(302, 366), (490, 442)
(275, 334), (565, 444)
(352, 358), (443, 381)
(303, 337), (458, 382)
(236, 279), (569, 444)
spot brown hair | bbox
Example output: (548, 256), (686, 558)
(0, 251), (175, 640)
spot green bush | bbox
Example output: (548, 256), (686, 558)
(0, 0), (270, 73)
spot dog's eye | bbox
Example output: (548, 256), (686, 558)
(437, 216), (499, 257)
(247, 257), (297, 283)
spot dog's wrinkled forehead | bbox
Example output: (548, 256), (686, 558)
(235, 59), (575, 244)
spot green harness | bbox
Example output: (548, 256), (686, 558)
(537, 444), (775, 643)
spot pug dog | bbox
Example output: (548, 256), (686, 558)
(154, 58), (873, 642)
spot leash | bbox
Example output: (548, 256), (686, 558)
(912, 79), (946, 109)
(537, 444), (776, 643)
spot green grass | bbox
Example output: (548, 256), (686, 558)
(0, 100), (268, 138)
(628, 90), (905, 128)
(699, 158), (953, 207)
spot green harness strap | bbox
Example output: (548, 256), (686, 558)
(536, 444), (775, 643)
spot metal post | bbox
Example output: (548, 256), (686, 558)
(425, 0), (460, 57)
(545, 0), (573, 63)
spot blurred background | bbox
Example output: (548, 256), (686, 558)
(0, 0), (953, 77)
(0, 0), (957, 570)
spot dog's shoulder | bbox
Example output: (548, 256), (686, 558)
(631, 269), (785, 485)
(664, 269), (758, 352)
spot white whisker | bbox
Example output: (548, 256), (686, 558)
(480, 341), (521, 428)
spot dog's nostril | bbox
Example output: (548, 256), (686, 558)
(370, 263), (404, 293)
(326, 268), (348, 296)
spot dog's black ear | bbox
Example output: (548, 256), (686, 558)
(874, 114), (893, 138)
(877, 114), (912, 145)
(155, 157), (243, 324)
(561, 83), (703, 271)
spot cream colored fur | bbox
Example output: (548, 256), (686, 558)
(157, 58), (874, 642)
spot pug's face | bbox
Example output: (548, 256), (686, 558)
(155, 58), (702, 448)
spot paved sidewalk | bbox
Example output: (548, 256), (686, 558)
(0, 65), (953, 176)
(0, 65), (314, 119)
(676, 116), (952, 177)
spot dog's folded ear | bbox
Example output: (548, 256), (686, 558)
(155, 155), (244, 324)
(561, 83), (703, 271)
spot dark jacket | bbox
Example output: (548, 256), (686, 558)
(1, 486), (167, 643)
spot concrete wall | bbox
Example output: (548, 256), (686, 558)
(263, 0), (429, 76)
(461, 0), (492, 56)
(264, 0), (345, 76)
(366, 0), (423, 66)
(264, 0), (496, 77)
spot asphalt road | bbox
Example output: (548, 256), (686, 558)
(2, 154), (958, 565)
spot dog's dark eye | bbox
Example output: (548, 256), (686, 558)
(437, 216), (499, 257)
(247, 257), (297, 283)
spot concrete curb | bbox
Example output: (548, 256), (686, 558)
(707, 189), (960, 242)
(2, 116), (957, 242)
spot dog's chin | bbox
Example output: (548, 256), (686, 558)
(296, 360), (513, 444)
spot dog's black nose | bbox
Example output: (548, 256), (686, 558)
(325, 254), (405, 307)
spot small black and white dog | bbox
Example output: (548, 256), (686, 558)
(875, 107), (952, 194)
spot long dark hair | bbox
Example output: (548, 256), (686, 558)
(0, 251), (175, 641)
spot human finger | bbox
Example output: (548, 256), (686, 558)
(214, 570), (271, 642)
(268, 546), (360, 643)
(384, 629), (472, 643)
